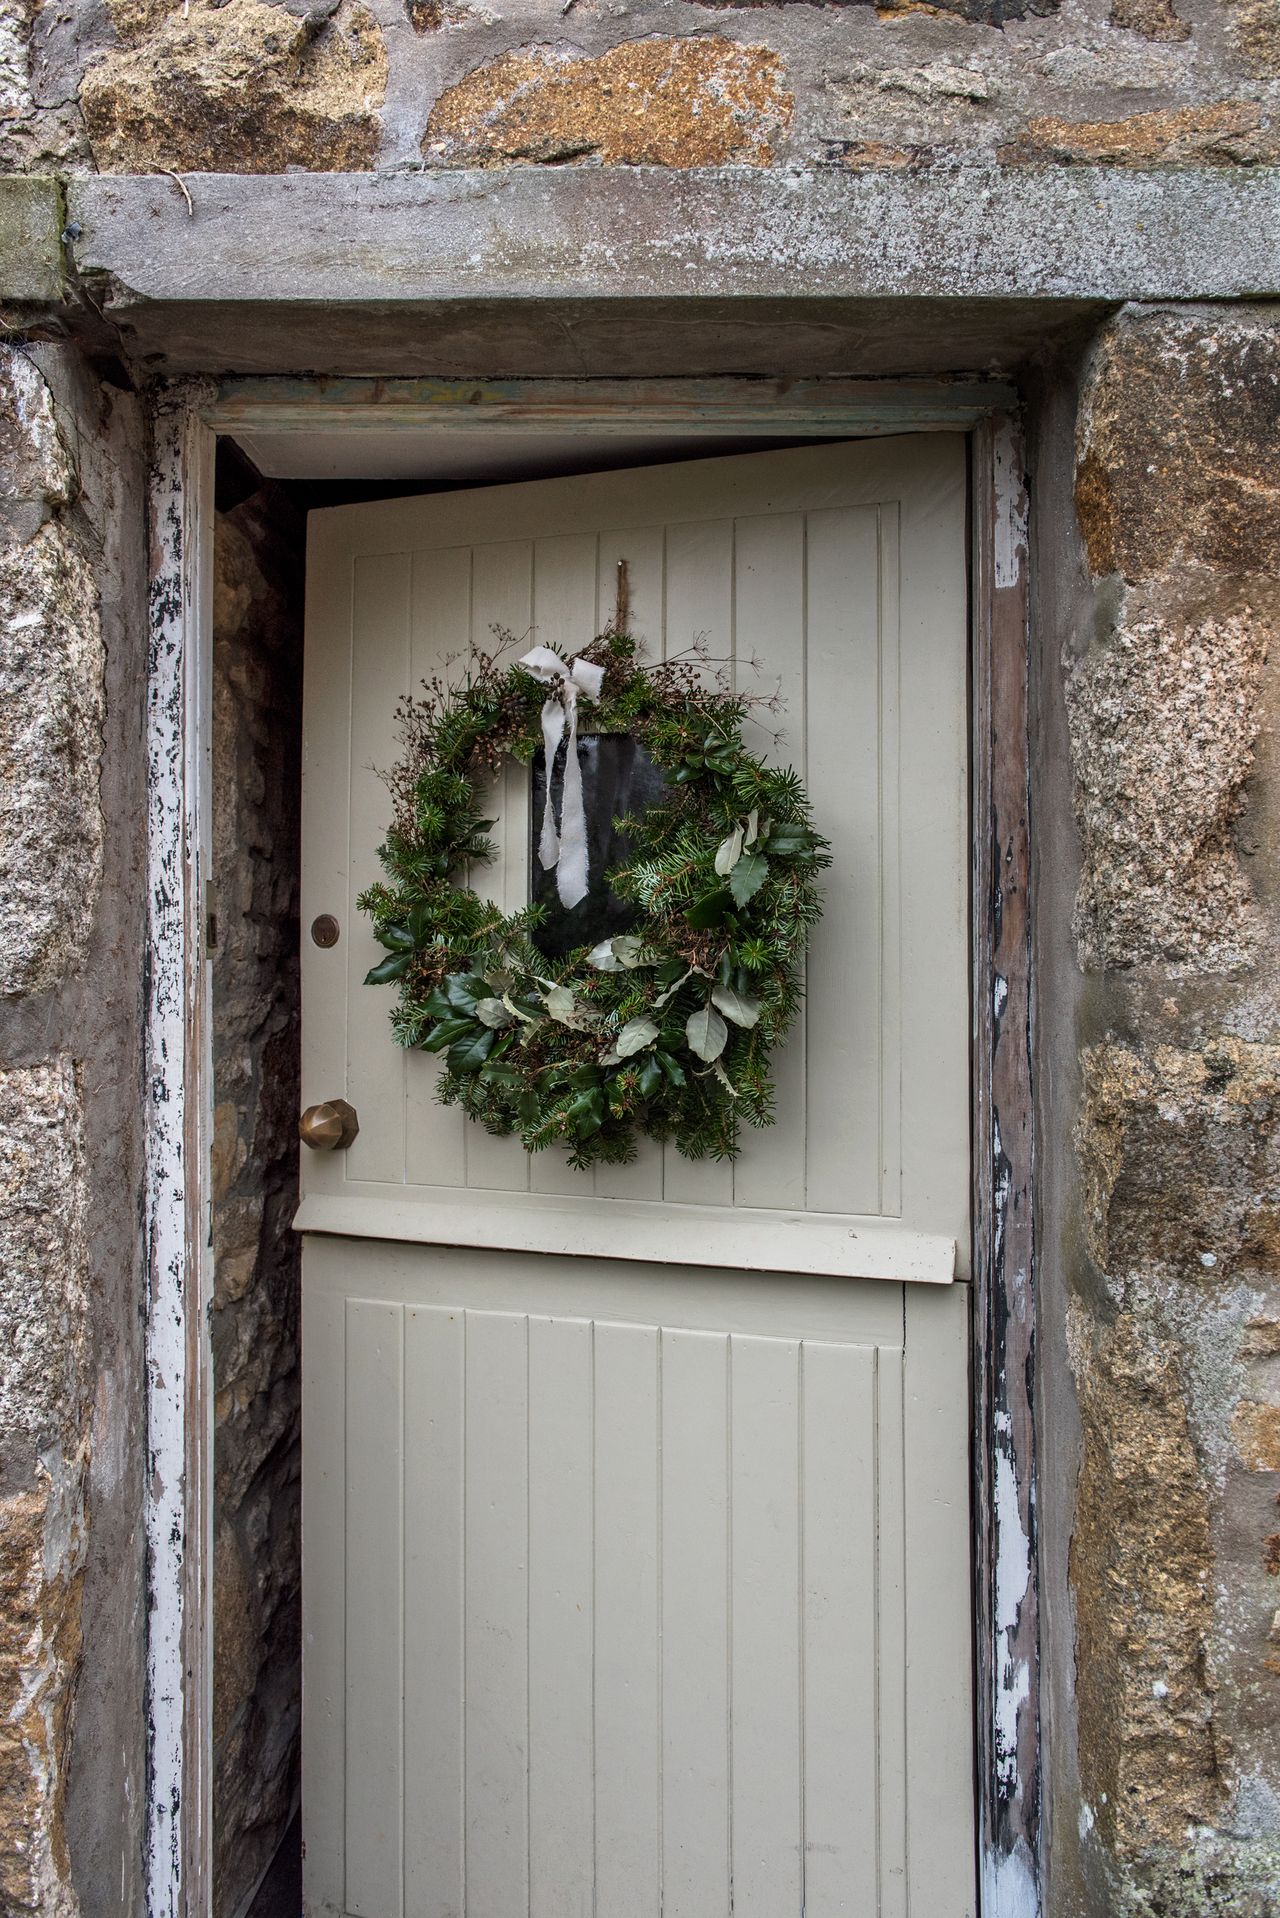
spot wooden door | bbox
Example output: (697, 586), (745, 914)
(300, 438), (976, 1917)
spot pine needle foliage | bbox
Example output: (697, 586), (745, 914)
(358, 629), (830, 1170)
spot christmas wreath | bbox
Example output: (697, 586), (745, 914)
(358, 619), (829, 1170)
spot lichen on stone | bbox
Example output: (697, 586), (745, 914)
(0, 521), (104, 999)
(1109, 0), (1192, 42)
(80, 0), (387, 174)
(1066, 590), (1270, 972)
(423, 37), (793, 168)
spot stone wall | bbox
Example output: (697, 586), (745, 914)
(0, 0), (1279, 180)
(1041, 304), (1280, 1915)
(210, 475), (305, 1918)
(0, 342), (148, 1915)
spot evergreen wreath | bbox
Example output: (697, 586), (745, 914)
(358, 621), (830, 1171)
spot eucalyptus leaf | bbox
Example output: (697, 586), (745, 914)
(728, 850), (768, 908)
(544, 985), (577, 1023)
(587, 939), (624, 972)
(711, 983), (762, 1030)
(714, 825), (744, 877)
(652, 968), (693, 1009)
(744, 807), (759, 847)
(475, 997), (513, 1029)
(615, 1016), (659, 1058)
(610, 934), (656, 970)
(686, 1004), (728, 1063)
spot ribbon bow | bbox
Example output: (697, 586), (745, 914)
(519, 646), (607, 909)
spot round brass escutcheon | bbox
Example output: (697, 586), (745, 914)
(299, 1099), (360, 1152)
(311, 913), (340, 949)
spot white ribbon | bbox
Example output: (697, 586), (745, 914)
(519, 647), (606, 909)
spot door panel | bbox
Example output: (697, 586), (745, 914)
(299, 437), (969, 1282)
(301, 439), (976, 1918)
(302, 1241), (974, 1918)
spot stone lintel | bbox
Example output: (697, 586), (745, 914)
(0, 178), (65, 306)
(68, 166), (1280, 309)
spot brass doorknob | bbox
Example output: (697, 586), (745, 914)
(299, 1099), (359, 1151)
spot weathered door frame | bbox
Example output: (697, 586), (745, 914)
(143, 376), (1037, 1918)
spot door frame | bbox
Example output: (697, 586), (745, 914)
(143, 377), (1037, 1918)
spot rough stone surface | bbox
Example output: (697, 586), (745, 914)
(0, 408), (103, 999)
(209, 482), (303, 1918)
(1001, 101), (1280, 167)
(80, 0), (386, 174)
(1065, 586), (1271, 972)
(424, 38), (792, 168)
(1076, 311), (1280, 584)
(0, 1058), (90, 1917)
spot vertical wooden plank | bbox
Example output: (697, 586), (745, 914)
(905, 1285), (977, 1917)
(729, 1335), (803, 1916)
(403, 1304), (466, 1918)
(661, 520), (735, 1209)
(897, 444), (969, 1241)
(593, 1322), (662, 1916)
(876, 1343), (909, 1918)
(301, 1247), (347, 1912)
(804, 506), (884, 1217)
(530, 534), (603, 1200)
(800, 1339), (879, 1918)
(468, 544), (533, 1193)
(527, 1315), (595, 1917)
(465, 1309), (530, 1912)
(300, 522), (354, 1211)
(346, 551), (411, 1186)
(406, 547), (472, 1191)
(345, 1298), (405, 1918)
(875, 506), (903, 1220)
(660, 1328), (730, 1916)
(972, 415), (1040, 1910)
(731, 514), (807, 1211)
(594, 526), (666, 1204)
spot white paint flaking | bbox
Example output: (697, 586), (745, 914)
(994, 415), (1028, 591)
(982, 1838), (1039, 1918)
(143, 399), (199, 1918)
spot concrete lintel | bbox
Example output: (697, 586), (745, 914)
(69, 166), (1280, 308)
(0, 176), (65, 305)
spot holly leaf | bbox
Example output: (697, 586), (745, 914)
(656, 1050), (687, 1088)
(517, 1090), (540, 1130)
(421, 1016), (478, 1053)
(447, 1028), (496, 1075)
(445, 972), (492, 1012)
(364, 951), (412, 985)
(637, 1055), (663, 1099)
(686, 887), (734, 929)
(686, 1004), (728, 1063)
(711, 983), (762, 1029)
(614, 1016), (659, 1058)
(421, 986), (455, 1022)
(728, 851), (768, 908)
(375, 923), (414, 952)
(744, 807), (759, 847)
(714, 825), (744, 877)
(544, 985), (578, 1024)
(763, 824), (814, 858)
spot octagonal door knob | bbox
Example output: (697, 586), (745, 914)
(299, 1098), (360, 1151)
